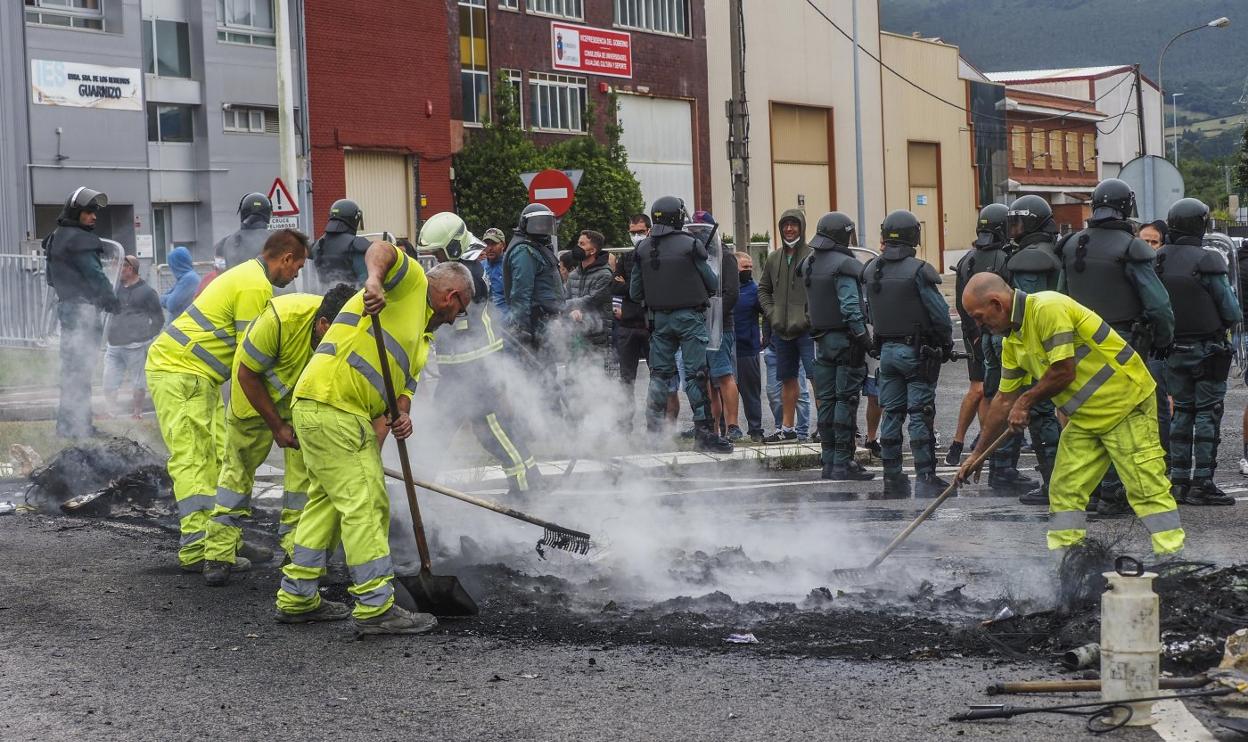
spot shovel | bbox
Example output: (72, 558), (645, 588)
(372, 312), (478, 617)
(831, 429), (1015, 579)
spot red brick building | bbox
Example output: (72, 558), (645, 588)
(447, 0), (710, 213)
(304, 0), (454, 240)
(1001, 87), (1106, 230)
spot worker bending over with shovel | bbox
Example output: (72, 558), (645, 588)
(200, 283), (357, 586)
(957, 273), (1184, 556)
(146, 229), (308, 573)
(274, 241), (473, 635)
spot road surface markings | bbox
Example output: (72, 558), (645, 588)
(1151, 698), (1215, 741)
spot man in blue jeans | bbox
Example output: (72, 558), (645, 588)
(735, 252), (765, 441)
(759, 209), (817, 443)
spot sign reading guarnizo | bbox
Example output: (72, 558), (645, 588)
(30, 59), (142, 111)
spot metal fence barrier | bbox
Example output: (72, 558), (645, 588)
(0, 240), (123, 348)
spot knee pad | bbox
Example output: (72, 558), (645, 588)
(880, 436), (903, 446)
(884, 405), (907, 416)
(907, 404), (935, 419)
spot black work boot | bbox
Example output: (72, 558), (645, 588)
(1186, 479), (1236, 506)
(915, 472), (953, 499)
(694, 422), (734, 454)
(1095, 484), (1131, 517)
(943, 440), (964, 467)
(988, 467), (1038, 494)
(203, 556), (253, 587)
(882, 471), (911, 498)
(1018, 485), (1049, 506)
(823, 462), (875, 481)
(1170, 480), (1190, 506)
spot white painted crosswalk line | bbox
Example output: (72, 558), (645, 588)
(1151, 698), (1216, 741)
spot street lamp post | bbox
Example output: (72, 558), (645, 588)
(1157, 16), (1230, 137)
(1171, 92), (1184, 167)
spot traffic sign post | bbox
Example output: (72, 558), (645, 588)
(520, 168), (582, 217)
(268, 177), (299, 217)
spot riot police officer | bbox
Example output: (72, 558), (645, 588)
(45, 186), (118, 438)
(1156, 198), (1240, 506)
(948, 204), (1011, 466)
(1057, 178), (1175, 515)
(311, 199), (370, 287)
(864, 210), (954, 497)
(798, 212), (872, 480)
(503, 203), (565, 353)
(422, 212), (546, 499)
(990, 195), (1063, 505)
(215, 192), (273, 268)
(630, 196), (732, 453)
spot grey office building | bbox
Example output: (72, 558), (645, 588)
(0, 0), (304, 264)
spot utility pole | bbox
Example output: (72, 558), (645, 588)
(851, 0), (866, 237)
(1133, 64), (1146, 157)
(726, 0), (750, 252)
(275, 0), (299, 229)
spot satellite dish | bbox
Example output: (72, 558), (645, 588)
(1117, 155), (1184, 223)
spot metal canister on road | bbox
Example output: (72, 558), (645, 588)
(1100, 556), (1160, 726)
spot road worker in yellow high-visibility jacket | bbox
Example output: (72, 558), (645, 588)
(145, 229), (308, 572)
(958, 274), (1184, 556)
(274, 242), (474, 636)
(200, 284), (358, 587)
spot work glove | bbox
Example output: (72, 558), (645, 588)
(1150, 344), (1173, 361)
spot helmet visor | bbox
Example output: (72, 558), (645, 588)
(525, 213), (557, 236)
(71, 187), (108, 212)
(1006, 210), (1029, 240)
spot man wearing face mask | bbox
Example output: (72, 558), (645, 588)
(759, 210), (816, 443)
(734, 252), (765, 442)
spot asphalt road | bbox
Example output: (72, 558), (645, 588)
(4, 362), (1248, 740)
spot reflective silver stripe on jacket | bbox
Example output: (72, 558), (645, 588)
(346, 351), (386, 398)
(243, 337), (276, 368)
(1041, 332), (1074, 352)
(384, 257), (409, 290)
(165, 326), (232, 379)
(266, 370), (291, 398)
(185, 305), (236, 347)
(1058, 364), (1116, 417)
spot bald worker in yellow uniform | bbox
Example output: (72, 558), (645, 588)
(274, 242), (474, 635)
(146, 229), (308, 572)
(957, 274), (1183, 556)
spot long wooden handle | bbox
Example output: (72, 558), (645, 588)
(867, 429), (1016, 570)
(988, 676), (1208, 695)
(382, 467), (590, 539)
(371, 312), (432, 573)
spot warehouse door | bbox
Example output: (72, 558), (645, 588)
(616, 95), (695, 213)
(344, 151), (413, 239)
(907, 141), (942, 264)
(771, 103), (833, 243)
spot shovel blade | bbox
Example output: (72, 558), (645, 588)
(396, 570), (479, 617)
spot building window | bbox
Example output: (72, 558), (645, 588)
(459, 0), (490, 126)
(1065, 132), (1079, 172)
(1047, 130), (1062, 170)
(501, 68), (524, 127)
(142, 19), (192, 78)
(1029, 129), (1046, 170)
(1010, 126), (1026, 169)
(1082, 133), (1097, 173)
(614, 0), (688, 36)
(498, 0), (518, 9)
(223, 105), (277, 134)
(529, 72), (586, 133)
(147, 103), (194, 143)
(529, 0), (583, 20)
(216, 0), (275, 47)
(24, 0), (105, 30)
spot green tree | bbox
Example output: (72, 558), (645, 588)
(1179, 155), (1234, 212)
(1235, 127), (1248, 195)
(541, 95), (644, 247)
(451, 75), (542, 236)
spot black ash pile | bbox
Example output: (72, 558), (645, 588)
(25, 436), (172, 517)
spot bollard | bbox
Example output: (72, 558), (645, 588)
(1100, 556), (1160, 726)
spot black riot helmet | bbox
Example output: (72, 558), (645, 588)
(237, 192), (272, 225)
(1166, 197), (1210, 241)
(880, 210), (921, 247)
(327, 199), (364, 232)
(973, 203), (1009, 247)
(1091, 178), (1136, 221)
(1006, 195), (1054, 239)
(649, 196), (687, 236)
(61, 186), (108, 220)
(517, 203), (557, 241)
(809, 211), (856, 251)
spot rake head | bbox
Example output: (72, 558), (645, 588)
(536, 527), (593, 559)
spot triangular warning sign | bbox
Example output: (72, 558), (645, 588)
(268, 177), (299, 216)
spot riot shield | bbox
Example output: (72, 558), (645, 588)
(686, 222), (722, 351)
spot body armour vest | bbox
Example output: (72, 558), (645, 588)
(635, 232), (711, 312)
(1006, 239), (1062, 292)
(217, 227), (271, 269)
(803, 249), (863, 331)
(1155, 244), (1225, 339)
(313, 230), (370, 286)
(502, 237), (564, 314)
(865, 254), (932, 338)
(1059, 227), (1148, 325)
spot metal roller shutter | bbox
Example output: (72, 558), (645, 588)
(616, 95), (695, 213)
(344, 150), (413, 239)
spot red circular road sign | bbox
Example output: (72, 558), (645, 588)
(527, 168), (576, 217)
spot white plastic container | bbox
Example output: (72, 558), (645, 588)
(1100, 569), (1160, 726)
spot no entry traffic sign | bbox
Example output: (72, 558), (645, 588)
(526, 168), (576, 217)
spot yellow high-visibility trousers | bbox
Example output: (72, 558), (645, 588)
(1047, 397), (1185, 555)
(147, 370), (222, 567)
(203, 403), (311, 563)
(276, 399), (391, 620)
